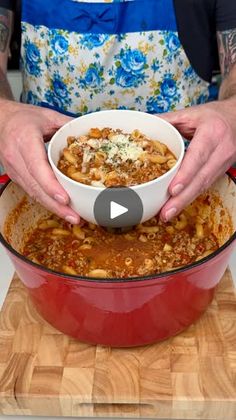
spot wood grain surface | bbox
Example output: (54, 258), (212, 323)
(0, 270), (235, 419)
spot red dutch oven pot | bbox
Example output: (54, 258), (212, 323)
(0, 171), (235, 347)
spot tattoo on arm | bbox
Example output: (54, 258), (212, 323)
(219, 62), (236, 100)
(0, 7), (10, 53)
(0, 8), (14, 100)
(217, 29), (236, 76)
(0, 22), (9, 52)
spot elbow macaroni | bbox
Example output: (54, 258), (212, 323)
(58, 128), (177, 187)
(22, 193), (222, 278)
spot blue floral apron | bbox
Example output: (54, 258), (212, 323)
(20, 0), (210, 116)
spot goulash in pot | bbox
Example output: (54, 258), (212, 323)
(23, 194), (220, 278)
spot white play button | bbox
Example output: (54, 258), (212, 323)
(94, 187), (143, 228)
(110, 201), (128, 220)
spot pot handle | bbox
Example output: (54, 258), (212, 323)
(228, 167), (236, 179)
(0, 173), (10, 184)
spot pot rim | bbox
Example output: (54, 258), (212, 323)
(0, 174), (235, 284)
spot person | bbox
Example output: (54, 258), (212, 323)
(0, 0), (236, 225)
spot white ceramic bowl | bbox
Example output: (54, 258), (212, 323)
(48, 110), (185, 225)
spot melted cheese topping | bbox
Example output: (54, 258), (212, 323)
(83, 133), (143, 166)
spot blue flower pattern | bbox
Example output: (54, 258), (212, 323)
(21, 0), (210, 116)
(24, 39), (42, 76)
(78, 63), (105, 93)
(45, 74), (72, 111)
(80, 34), (109, 50)
(51, 34), (69, 55)
(147, 96), (170, 114)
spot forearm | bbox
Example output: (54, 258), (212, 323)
(0, 67), (14, 100)
(0, 6), (14, 101)
(0, 71), (18, 126)
(212, 64), (236, 136)
(217, 27), (236, 103)
(219, 63), (236, 101)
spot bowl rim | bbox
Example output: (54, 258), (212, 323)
(0, 173), (235, 284)
(48, 109), (185, 191)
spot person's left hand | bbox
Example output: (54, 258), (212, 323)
(159, 100), (236, 222)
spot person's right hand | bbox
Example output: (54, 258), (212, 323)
(0, 99), (80, 224)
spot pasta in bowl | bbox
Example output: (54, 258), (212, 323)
(48, 110), (185, 225)
(57, 127), (177, 188)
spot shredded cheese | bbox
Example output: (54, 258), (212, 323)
(103, 133), (143, 165)
(79, 132), (143, 167)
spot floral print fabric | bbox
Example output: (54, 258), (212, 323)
(21, 0), (210, 116)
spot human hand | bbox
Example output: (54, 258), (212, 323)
(0, 100), (80, 224)
(159, 100), (236, 221)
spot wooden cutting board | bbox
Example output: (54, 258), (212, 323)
(0, 269), (235, 419)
